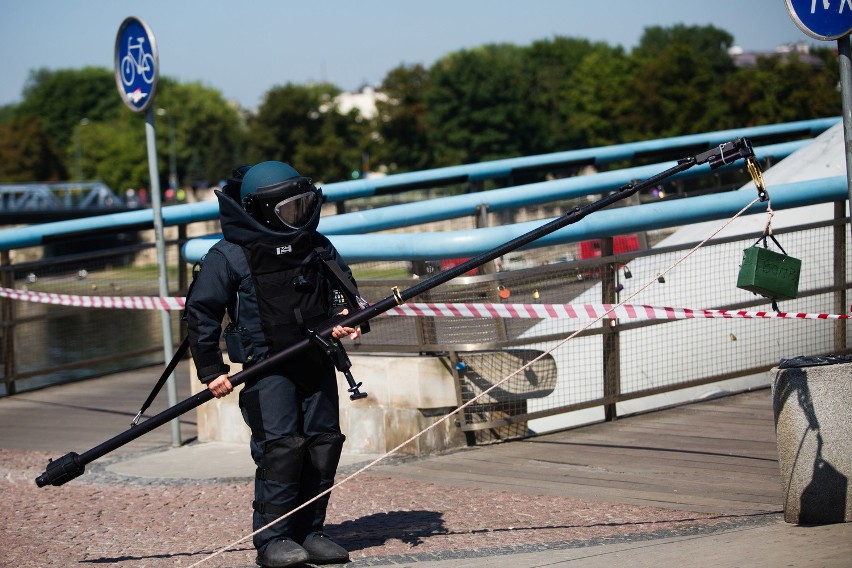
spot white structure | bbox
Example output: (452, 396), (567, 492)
(334, 86), (387, 120)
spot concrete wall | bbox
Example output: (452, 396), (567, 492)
(191, 352), (467, 457)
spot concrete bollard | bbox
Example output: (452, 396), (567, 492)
(771, 356), (852, 524)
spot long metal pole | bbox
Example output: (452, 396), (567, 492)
(36, 154), (709, 488)
(838, 36), (852, 215)
(1, 251), (15, 396)
(145, 106), (180, 447)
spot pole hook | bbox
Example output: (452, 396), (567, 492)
(746, 156), (769, 202)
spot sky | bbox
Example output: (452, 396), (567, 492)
(0, 0), (819, 111)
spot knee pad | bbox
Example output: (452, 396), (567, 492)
(305, 433), (345, 478)
(259, 434), (308, 483)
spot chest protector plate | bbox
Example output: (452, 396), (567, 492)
(241, 231), (329, 353)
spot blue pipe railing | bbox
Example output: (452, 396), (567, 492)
(180, 176), (846, 263)
(0, 118), (836, 252)
(320, 117), (838, 201)
(181, 140), (807, 260)
(318, 141), (802, 234)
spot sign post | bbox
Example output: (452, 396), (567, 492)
(114, 17), (181, 447)
(786, 0), (852, 210)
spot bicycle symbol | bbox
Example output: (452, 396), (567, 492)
(120, 36), (155, 86)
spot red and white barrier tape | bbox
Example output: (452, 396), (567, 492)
(2, 287), (848, 320)
(0, 287), (185, 311)
(384, 302), (850, 320)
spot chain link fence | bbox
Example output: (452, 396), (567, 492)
(349, 215), (850, 439)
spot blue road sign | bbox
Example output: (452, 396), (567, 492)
(114, 17), (159, 112)
(787, 0), (852, 41)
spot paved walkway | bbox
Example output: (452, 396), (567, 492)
(1, 365), (850, 567)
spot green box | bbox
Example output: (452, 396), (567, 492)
(736, 246), (801, 300)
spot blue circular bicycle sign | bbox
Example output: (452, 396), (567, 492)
(786, 0), (852, 41)
(114, 16), (159, 112)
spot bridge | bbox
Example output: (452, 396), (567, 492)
(0, 182), (136, 223)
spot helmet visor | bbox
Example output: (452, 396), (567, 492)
(273, 191), (319, 229)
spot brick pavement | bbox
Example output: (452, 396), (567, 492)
(2, 447), (775, 568)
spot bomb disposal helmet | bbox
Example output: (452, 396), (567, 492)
(240, 161), (322, 232)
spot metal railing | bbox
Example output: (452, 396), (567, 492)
(0, 227), (191, 395)
(2, 213), (848, 421)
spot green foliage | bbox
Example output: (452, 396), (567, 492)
(620, 42), (728, 140)
(75, 112), (148, 191)
(522, 37), (605, 152)
(15, 67), (124, 152)
(633, 24), (735, 77)
(722, 47), (840, 127)
(562, 44), (632, 147)
(246, 82), (369, 182)
(154, 79), (245, 187)
(427, 43), (535, 167)
(3, 69), (245, 190)
(375, 64), (433, 173)
(618, 25), (737, 140)
(0, 104), (16, 125)
(0, 117), (67, 181)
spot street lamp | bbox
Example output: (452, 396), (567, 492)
(74, 118), (89, 182)
(156, 108), (178, 191)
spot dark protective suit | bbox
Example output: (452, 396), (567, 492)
(186, 190), (356, 550)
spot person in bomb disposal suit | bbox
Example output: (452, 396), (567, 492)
(185, 161), (361, 567)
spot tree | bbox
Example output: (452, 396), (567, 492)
(153, 79), (246, 188)
(15, 67), (123, 156)
(0, 117), (67, 182)
(77, 113), (148, 192)
(523, 36), (607, 153)
(4, 67), (245, 191)
(722, 47), (840, 127)
(1, 25), (842, 193)
(562, 45), (633, 148)
(375, 64), (433, 174)
(619, 26), (735, 141)
(427, 44), (534, 167)
(633, 24), (735, 79)
(246, 83), (368, 183)
(0, 104), (16, 125)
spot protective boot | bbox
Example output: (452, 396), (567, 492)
(295, 433), (348, 564)
(255, 538), (309, 567)
(252, 435), (309, 562)
(301, 532), (349, 564)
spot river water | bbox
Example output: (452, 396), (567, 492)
(4, 303), (180, 395)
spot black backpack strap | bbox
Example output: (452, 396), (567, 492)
(180, 262), (202, 322)
(314, 246), (370, 334)
(131, 338), (190, 427)
(133, 262), (200, 427)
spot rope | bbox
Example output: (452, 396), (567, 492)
(187, 195), (764, 567)
(763, 199), (774, 237)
